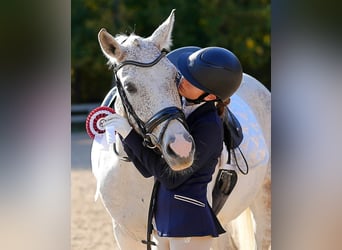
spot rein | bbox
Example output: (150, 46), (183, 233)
(113, 50), (188, 152)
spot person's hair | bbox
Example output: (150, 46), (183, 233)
(216, 98), (230, 117)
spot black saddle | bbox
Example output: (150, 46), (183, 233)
(222, 107), (243, 150)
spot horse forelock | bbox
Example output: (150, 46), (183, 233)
(116, 33), (129, 44)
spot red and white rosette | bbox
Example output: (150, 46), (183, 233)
(85, 106), (115, 139)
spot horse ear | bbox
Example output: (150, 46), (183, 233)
(98, 28), (125, 62)
(148, 9), (175, 51)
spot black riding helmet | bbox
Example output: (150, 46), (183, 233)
(167, 46), (243, 101)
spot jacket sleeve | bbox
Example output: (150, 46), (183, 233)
(122, 144), (153, 178)
(122, 120), (222, 189)
(189, 120), (223, 172)
(122, 130), (191, 188)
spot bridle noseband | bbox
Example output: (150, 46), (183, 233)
(113, 50), (188, 152)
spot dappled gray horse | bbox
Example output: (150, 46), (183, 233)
(91, 10), (271, 250)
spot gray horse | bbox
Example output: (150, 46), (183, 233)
(91, 9), (271, 250)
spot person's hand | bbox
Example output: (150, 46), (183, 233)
(103, 114), (132, 143)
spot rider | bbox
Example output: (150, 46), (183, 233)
(104, 46), (243, 250)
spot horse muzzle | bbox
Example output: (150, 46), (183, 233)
(161, 130), (195, 171)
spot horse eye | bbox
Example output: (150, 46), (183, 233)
(124, 82), (137, 93)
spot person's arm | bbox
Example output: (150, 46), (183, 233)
(103, 113), (153, 178)
(122, 144), (152, 178)
(123, 119), (222, 189)
(122, 130), (190, 189)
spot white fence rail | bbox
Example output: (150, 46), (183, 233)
(71, 103), (100, 123)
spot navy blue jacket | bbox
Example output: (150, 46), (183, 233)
(122, 102), (225, 237)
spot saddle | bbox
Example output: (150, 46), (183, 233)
(212, 107), (244, 215)
(222, 106), (243, 150)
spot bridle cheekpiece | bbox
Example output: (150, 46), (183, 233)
(112, 50), (188, 152)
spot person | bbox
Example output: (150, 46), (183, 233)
(104, 46), (243, 250)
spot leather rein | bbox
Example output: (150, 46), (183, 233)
(112, 50), (188, 152)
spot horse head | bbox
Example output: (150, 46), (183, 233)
(98, 10), (195, 171)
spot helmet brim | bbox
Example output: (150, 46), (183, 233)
(167, 46), (201, 68)
(177, 52), (214, 94)
(167, 46), (212, 93)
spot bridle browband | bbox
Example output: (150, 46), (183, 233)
(113, 49), (189, 152)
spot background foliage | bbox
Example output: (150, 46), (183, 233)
(72, 0), (270, 103)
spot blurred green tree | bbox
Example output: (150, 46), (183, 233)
(72, 0), (270, 103)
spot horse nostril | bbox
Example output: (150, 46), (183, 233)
(167, 134), (194, 158)
(166, 144), (177, 157)
(184, 134), (195, 152)
(185, 134), (193, 143)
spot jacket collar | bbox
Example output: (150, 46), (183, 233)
(186, 101), (216, 123)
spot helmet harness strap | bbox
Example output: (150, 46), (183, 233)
(185, 92), (221, 104)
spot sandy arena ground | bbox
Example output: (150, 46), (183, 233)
(71, 169), (119, 250)
(71, 131), (119, 250)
